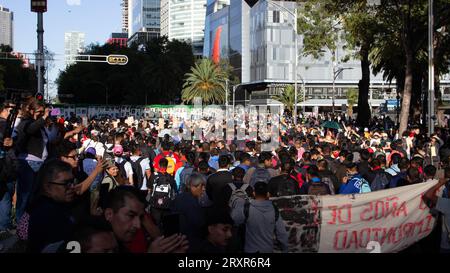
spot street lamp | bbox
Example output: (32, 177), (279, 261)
(428, 0), (434, 136)
(332, 63), (353, 114)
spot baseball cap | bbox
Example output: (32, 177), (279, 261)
(85, 147), (96, 156)
(113, 145), (123, 155)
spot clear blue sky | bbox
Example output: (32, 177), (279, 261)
(1, 0), (122, 97)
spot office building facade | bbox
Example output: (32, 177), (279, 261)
(107, 33), (129, 47)
(162, 0), (207, 56)
(64, 32), (85, 66)
(0, 6), (13, 49)
(128, 0), (160, 46)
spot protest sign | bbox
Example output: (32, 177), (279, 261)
(272, 181), (438, 253)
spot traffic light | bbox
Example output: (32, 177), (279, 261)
(35, 92), (44, 102)
(106, 55), (128, 65)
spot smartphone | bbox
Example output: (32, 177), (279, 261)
(162, 213), (180, 237)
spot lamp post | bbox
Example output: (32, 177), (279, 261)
(332, 65), (353, 114)
(428, 0), (434, 136)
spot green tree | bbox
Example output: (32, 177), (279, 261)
(347, 88), (358, 118)
(273, 85), (303, 116)
(57, 38), (195, 105)
(0, 45), (37, 99)
(181, 58), (227, 105)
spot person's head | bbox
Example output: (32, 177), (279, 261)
(339, 150), (348, 163)
(398, 158), (410, 172)
(370, 158), (381, 169)
(423, 165), (437, 180)
(245, 141), (256, 153)
(0, 102), (14, 119)
(317, 159), (328, 171)
(306, 165), (320, 182)
(130, 143), (141, 156)
(159, 157), (169, 170)
(322, 145), (331, 156)
(217, 140), (225, 150)
(218, 155), (230, 169)
(186, 151), (196, 165)
(39, 159), (76, 203)
(346, 162), (358, 175)
(113, 145), (124, 157)
(280, 157), (295, 174)
(104, 186), (146, 244)
(406, 168), (422, 185)
(56, 140), (79, 169)
(161, 141), (171, 152)
(390, 153), (402, 166)
(187, 173), (206, 198)
(376, 154), (386, 167)
(253, 181), (269, 200)
(22, 97), (45, 120)
(302, 152), (311, 163)
(85, 147), (97, 159)
(240, 152), (251, 166)
(231, 166), (245, 181)
(105, 160), (119, 177)
(205, 209), (234, 248)
(410, 157), (423, 169)
(259, 152), (273, 168)
(72, 217), (118, 253)
(198, 161), (210, 174)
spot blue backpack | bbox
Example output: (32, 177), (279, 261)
(359, 178), (372, 194)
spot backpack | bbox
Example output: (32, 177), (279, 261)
(276, 175), (299, 197)
(228, 183), (250, 209)
(150, 173), (174, 210)
(116, 159), (129, 182)
(371, 172), (391, 191)
(130, 157), (146, 190)
(359, 178), (372, 193)
(179, 166), (194, 193)
(250, 167), (271, 187)
(307, 182), (330, 196)
(165, 152), (177, 175)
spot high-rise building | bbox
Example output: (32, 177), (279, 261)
(107, 33), (128, 47)
(64, 32), (85, 66)
(121, 0), (129, 34)
(0, 6), (13, 49)
(128, 0), (161, 47)
(162, 0), (207, 56)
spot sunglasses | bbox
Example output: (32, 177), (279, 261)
(48, 178), (75, 188)
(64, 154), (79, 160)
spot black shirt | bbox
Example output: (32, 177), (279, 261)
(28, 196), (75, 253)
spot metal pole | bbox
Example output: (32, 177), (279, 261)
(233, 85), (236, 116)
(37, 12), (44, 96)
(332, 50), (336, 115)
(294, 9), (298, 125)
(302, 79), (306, 113)
(428, 0), (435, 136)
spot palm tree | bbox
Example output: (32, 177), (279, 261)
(181, 58), (227, 104)
(347, 88), (358, 118)
(273, 85), (303, 117)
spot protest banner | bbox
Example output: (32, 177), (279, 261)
(272, 181), (438, 253)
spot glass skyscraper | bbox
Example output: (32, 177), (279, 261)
(0, 6), (13, 49)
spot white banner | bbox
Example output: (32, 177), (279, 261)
(273, 181), (438, 253)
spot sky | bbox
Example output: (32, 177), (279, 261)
(1, 0), (122, 98)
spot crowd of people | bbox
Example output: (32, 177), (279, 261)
(0, 96), (449, 253)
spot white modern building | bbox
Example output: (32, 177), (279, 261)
(161, 0), (207, 56)
(64, 32), (85, 66)
(121, 0), (130, 34)
(128, 0), (161, 47)
(0, 6), (13, 49)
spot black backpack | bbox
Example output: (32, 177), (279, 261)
(150, 173), (175, 210)
(130, 157), (146, 190)
(115, 159), (129, 182)
(277, 175), (299, 197)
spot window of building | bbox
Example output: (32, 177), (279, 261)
(273, 10), (280, 23)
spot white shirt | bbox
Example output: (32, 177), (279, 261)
(130, 155), (151, 190)
(114, 157), (133, 179)
(82, 139), (105, 157)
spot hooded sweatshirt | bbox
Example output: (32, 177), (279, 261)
(231, 199), (288, 253)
